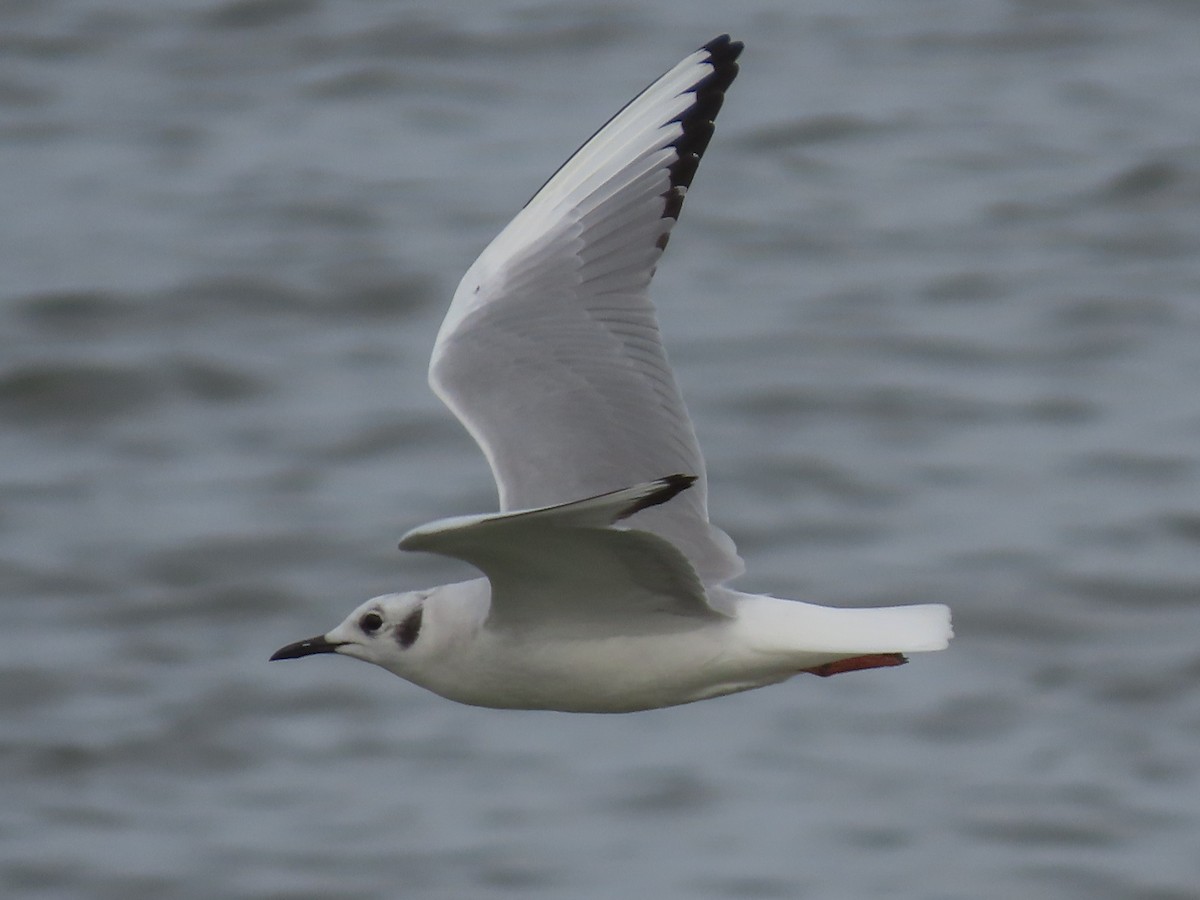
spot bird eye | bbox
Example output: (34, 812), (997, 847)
(359, 612), (383, 634)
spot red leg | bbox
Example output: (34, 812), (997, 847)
(801, 653), (908, 677)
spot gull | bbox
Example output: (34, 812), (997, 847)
(271, 35), (952, 712)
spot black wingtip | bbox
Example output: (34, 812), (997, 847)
(660, 36), (743, 228)
(623, 473), (698, 518)
(523, 36), (743, 217)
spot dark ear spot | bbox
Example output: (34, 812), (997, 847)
(395, 606), (423, 649)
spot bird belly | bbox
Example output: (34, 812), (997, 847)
(420, 624), (784, 713)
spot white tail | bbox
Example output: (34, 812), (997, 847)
(734, 593), (953, 656)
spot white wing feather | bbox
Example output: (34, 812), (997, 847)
(429, 36), (745, 584)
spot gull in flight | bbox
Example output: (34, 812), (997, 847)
(271, 35), (952, 712)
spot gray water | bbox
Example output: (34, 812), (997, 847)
(4, 1), (1200, 898)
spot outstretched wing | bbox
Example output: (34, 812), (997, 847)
(428, 36), (745, 585)
(399, 476), (727, 632)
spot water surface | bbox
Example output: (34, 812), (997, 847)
(4, 1), (1200, 898)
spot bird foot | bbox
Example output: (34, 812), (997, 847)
(802, 654), (908, 677)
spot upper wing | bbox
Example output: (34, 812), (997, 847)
(399, 476), (726, 632)
(428, 35), (745, 585)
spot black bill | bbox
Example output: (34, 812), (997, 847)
(270, 635), (344, 661)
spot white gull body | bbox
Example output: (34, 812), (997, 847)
(272, 36), (952, 713)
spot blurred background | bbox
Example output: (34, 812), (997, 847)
(3, 1), (1199, 897)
